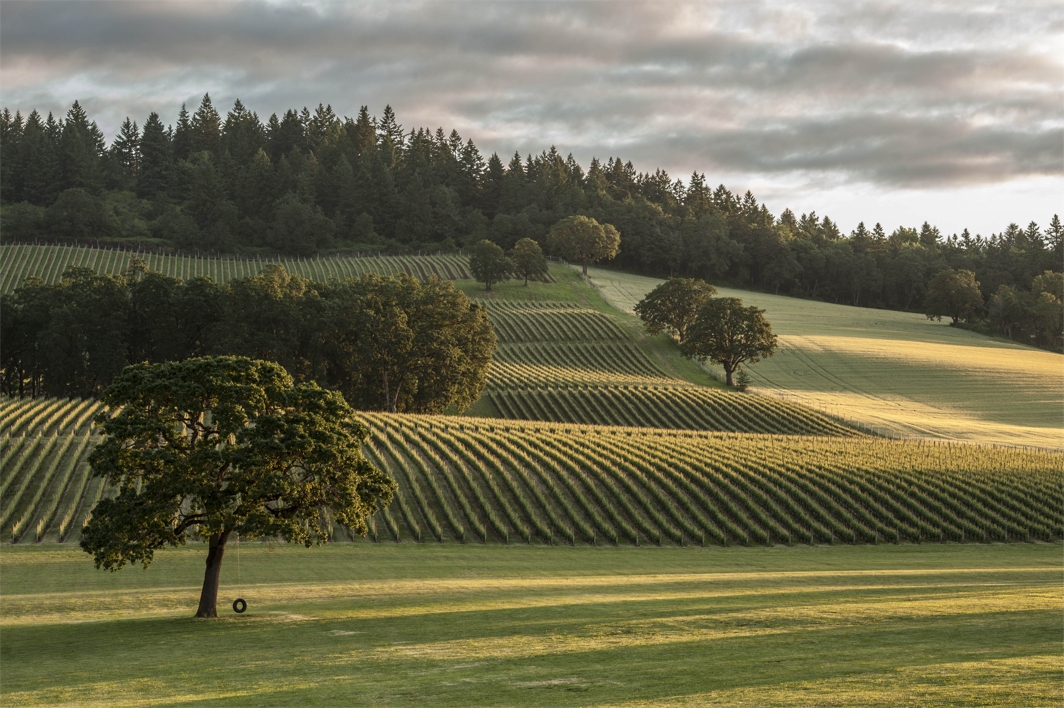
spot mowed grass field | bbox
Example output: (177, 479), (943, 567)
(1, 544), (1060, 707)
(585, 267), (1064, 449)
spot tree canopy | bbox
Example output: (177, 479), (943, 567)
(511, 237), (548, 286)
(547, 215), (621, 276)
(924, 269), (983, 324)
(320, 273), (496, 413)
(681, 297), (777, 387)
(2, 263), (496, 410)
(81, 356), (397, 617)
(468, 239), (512, 291)
(0, 98), (1060, 350)
(634, 277), (717, 344)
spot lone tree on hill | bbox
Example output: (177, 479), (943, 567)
(80, 356), (397, 618)
(511, 237), (549, 286)
(468, 239), (512, 291)
(681, 297), (777, 387)
(548, 215), (620, 276)
(924, 269), (983, 324)
(634, 277), (717, 344)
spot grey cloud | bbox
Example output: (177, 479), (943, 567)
(1, 0), (1060, 194)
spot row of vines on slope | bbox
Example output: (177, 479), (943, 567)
(4, 406), (1059, 547)
(0, 244), (470, 293)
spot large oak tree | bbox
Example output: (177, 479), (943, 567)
(547, 215), (620, 276)
(681, 297), (777, 387)
(81, 356), (397, 618)
(634, 277), (717, 344)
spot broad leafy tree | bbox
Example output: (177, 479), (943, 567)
(547, 215), (621, 276)
(510, 237), (548, 286)
(924, 269), (983, 324)
(634, 277), (717, 344)
(81, 356), (397, 618)
(682, 297), (777, 386)
(318, 273), (496, 413)
(468, 239), (512, 291)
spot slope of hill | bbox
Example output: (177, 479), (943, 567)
(476, 299), (854, 434)
(585, 267), (1064, 449)
(0, 243), (471, 292)
(4, 398), (1060, 546)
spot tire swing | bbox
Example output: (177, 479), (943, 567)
(232, 531), (247, 614)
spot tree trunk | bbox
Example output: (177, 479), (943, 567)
(724, 365), (735, 387)
(582, 259), (588, 277)
(195, 530), (230, 618)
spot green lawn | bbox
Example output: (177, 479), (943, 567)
(584, 267), (1064, 449)
(1, 543), (1060, 706)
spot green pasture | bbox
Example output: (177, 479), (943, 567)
(1, 543), (1060, 707)
(584, 267), (1064, 449)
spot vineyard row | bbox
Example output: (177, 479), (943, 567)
(0, 244), (471, 293)
(3, 411), (1059, 547)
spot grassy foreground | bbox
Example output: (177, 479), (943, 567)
(1, 544), (1060, 706)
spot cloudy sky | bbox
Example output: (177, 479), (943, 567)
(2, 0), (1061, 235)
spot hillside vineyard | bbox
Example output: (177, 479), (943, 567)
(0, 243), (470, 293)
(480, 301), (854, 434)
(2, 398), (1060, 546)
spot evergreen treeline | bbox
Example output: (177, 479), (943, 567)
(1, 96), (1060, 350)
(0, 262), (494, 407)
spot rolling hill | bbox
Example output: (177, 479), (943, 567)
(585, 267), (1064, 449)
(2, 397), (1061, 547)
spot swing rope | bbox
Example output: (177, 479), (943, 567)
(232, 530), (247, 614)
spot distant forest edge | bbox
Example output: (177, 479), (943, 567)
(1, 97), (1061, 351)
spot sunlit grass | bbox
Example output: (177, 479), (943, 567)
(1, 543), (1060, 706)
(585, 267), (1064, 448)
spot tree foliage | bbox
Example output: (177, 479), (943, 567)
(924, 269), (983, 324)
(681, 297), (777, 386)
(468, 239), (512, 291)
(0, 98), (1060, 348)
(319, 273), (496, 413)
(81, 356), (397, 617)
(1, 263), (496, 410)
(547, 215), (621, 276)
(634, 277), (717, 344)
(511, 237), (548, 286)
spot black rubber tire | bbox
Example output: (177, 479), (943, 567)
(232, 598), (247, 614)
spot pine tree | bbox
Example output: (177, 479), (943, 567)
(1046, 215), (1063, 262)
(137, 112), (172, 200)
(685, 172), (711, 218)
(481, 152), (505, 217)
(222, 99), (265, 166)
(266, 109), (305, 164)
(919, 221), (941, 249)
(349, 106), (376, 158)
(111, 118), (141, 181)
(458, 138), (484, 205)
(190, 94), (222, 157)
(172, 104), (192, 162)
(498, 152), (527, 214)
(58, 101), (105, 193)
(0, 109), (23, 203)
